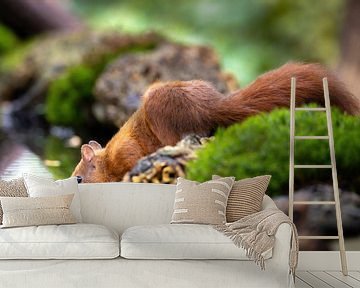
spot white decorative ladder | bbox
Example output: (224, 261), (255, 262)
(288, 77), (348, 276)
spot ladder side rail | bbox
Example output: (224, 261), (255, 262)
(323, 77), (348, 276)
(289, 77), (296, 221)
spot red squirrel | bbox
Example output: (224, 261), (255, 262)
(72, 62), (359, 182)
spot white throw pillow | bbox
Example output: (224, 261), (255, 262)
(121, 224), (272, 260)
(0, 224), (119, 259)
(23, 174), (82, 222)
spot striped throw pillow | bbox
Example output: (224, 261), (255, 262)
(213, 175), (271, 222)
(171, 177), (234, 225)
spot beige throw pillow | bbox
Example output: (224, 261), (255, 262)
(171, 177), (234, 225)
(0, 194), (76, 228)
(213, 175), (271, 222)
(0, 178), (28, 224)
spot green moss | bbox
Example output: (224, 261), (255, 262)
(0, 25), (18, 55)
(0, 41), (35, 74)
(0, 26), (33, 74)
(45, 65), (96, 127)
(186, 106), (360, 196)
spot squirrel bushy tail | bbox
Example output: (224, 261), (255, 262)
(143, 62), (359, 146)
(215, 62), (359, 127)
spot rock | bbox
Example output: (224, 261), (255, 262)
(274, 184), (360, 250)
(94, 43), (238, 126)
(123, 135), (212, 184)
(0, 30), (163, 105)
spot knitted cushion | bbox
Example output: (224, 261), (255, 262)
(0, 178), (28, 224)
(213, 175), (271, 222)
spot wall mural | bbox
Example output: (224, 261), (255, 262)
(0, 0), (359, 252)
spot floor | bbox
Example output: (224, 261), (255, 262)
(296, 271), (360, 288)
(296, 252), (360, 287)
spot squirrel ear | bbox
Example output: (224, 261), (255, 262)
(81, 144), (95, 162)
(89, 140), (102, 150)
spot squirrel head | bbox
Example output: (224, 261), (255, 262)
(71, 140), (107, 183)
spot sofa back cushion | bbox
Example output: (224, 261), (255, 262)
(77, 183), (277, 235)
(78, 183), (177, 235)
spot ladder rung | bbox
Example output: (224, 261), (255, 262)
(294, 136), (329, 140)
(294, 165), (332, 168)
(299, 236), (339, 240)
(293, 201), (336, 205)
(295, 108), (327, 111)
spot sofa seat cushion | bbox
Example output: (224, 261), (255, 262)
(121, 224), (272, 260)
(0, 224), (119, 259)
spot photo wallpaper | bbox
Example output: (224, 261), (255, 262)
(0, 0), (359, 251)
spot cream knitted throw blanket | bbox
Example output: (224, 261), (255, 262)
(214, 208), (299, 276)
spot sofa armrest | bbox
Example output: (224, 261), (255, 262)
(262, 197), (292, 271)
(267, 219), (295, 287)
(261, 196), (295, 287)
(270, 222), (292, 266)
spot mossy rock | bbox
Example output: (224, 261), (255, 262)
(186, 106), (360, 196)
(0, 30), (162, 102)
(45, 40), (159, 127)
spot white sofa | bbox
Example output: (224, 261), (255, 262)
(0, 182), (294, 288)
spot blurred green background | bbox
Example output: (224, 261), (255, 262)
(70, 0), (343, 84)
